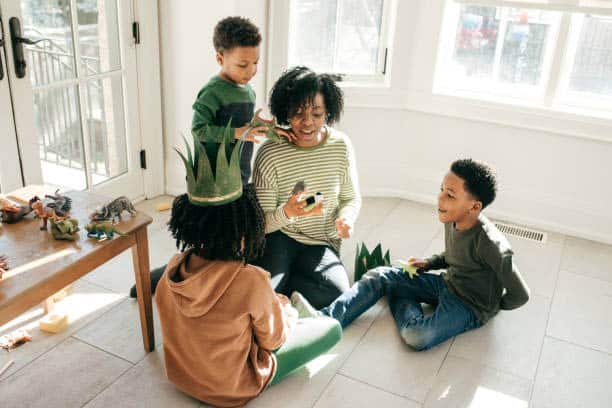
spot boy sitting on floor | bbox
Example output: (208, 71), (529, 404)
(293, 158), (530, 351)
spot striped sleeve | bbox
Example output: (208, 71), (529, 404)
(338, 136), (361, 226)
(253, 145), (293, 234)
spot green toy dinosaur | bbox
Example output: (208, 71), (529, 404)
(50, 218), (80, 241)
(85, 220), (125, 241)
(249, 109), (285, 143)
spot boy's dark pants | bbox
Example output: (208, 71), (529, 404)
(251, 231), (351, 309)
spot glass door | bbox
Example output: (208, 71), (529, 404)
(0, 0), (144, 198)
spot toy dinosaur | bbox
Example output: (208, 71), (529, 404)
(0, 198), (33, 224)
(44, 189), (72, 217)
(30, 196), (65, 230)
(85, 220), (126, 241)
(249, 109), (285, 143)
(50, 218), (80, 241)
(90, 196), (136, 223)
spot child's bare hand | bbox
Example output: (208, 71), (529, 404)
(408, 257), (429, 270)
(335, 218), (352, 239)
(235, 126), (268, 143)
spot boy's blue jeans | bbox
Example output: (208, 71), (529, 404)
(321, 267), (482, 351)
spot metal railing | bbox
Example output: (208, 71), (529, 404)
(25, 27), (110, 177)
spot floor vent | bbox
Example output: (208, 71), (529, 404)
(494, 222), (548, 243)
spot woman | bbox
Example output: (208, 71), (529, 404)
(252, 66), (362, 309)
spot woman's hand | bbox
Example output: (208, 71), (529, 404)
(283, 193), (324, 218)
(335, 218), (352, 239)
(235, 126), (268, 143)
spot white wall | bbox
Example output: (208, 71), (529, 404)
(160, 0), (612, 244)
(160, 0), (268, 196)
(335, 1), (612, 244)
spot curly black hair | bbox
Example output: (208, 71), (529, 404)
(213, 16), (261, 53)
(269, 66), (344, 126)
(168, 184), (266, 262)
(451, 159), (497, 209)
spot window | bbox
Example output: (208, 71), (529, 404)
(434, 1), (612, 113)
(287, 0), (391, 81)
(560, 14), (612, 107)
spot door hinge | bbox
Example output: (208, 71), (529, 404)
(140, 149), (147, 169)
(132, 21), (140, 44)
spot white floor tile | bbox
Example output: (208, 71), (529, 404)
(0, 280), (125, 380)
(424, 355), (531, 408)
(561, 236), (612, 283)
(547, 271), (612, 354)
(449, 294), (550, 380)
(531, 337), (612, 408)
(84, 348), (200, 408)
(0, 337), (131, 408)
(314, 374), (419, 408)
(339, 308), (451, 402)
(73, 298), (163, 363)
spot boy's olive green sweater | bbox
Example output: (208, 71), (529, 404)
(426, 214), (530, 323)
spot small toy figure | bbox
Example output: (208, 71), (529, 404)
(249, 109), (285, 143)
(50, 218), (80, 241)
(90, 196), (136, 223)
(0, 254), (8, 280)
(44, 189), (72, 217)
(30, 196), (65, 231)
(398, 259), (420, 279)
(85, 220), (125, 241)
(0, 198), (33, 224)
(0, 329), (32, 351)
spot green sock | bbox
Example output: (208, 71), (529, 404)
(290, 292), (322, 319)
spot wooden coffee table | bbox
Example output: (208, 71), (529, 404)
(0, 188), (155, 352)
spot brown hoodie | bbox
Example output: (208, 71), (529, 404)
(155, 250), (289, 407)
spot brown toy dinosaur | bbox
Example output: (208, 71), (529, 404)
(0, 198), (33, 224)
(30, 196), (65, 231)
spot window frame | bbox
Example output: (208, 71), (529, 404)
(433, 1), (612, 117)
(267, 0), (397, 90)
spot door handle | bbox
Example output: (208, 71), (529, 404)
(9, 17), (50, 78)
(0, 36), (4, 80)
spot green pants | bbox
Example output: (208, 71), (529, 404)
(270, 316), (342, 385)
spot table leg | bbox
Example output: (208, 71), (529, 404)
(132, 227), (155, 352)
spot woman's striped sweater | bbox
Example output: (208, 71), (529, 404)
(253, 127), (361, 252)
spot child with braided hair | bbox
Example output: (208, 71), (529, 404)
(155, 127), (341, 407)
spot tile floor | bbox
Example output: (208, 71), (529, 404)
(1, 196), (611, 408)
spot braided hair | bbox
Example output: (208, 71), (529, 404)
(168, 184), (266, 262)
